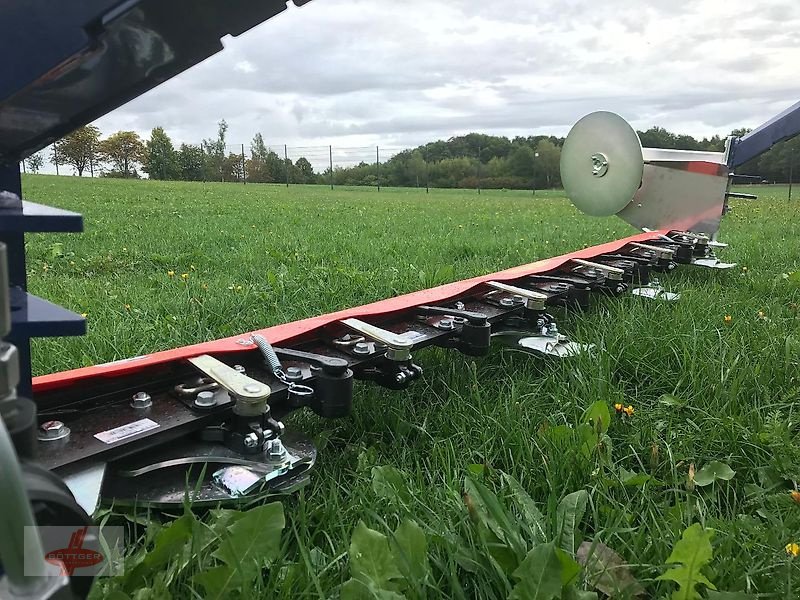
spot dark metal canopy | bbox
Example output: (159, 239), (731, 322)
(0, 0), (310, 163)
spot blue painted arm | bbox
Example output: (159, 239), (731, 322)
(728, 100), (800, 168)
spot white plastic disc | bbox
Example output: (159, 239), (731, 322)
(560, 111), (644, 217)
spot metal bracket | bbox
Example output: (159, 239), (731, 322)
(486, 281), (548, 311)
(340, 318), (414, 361)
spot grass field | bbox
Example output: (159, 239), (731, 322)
(20, 175), (800, 598)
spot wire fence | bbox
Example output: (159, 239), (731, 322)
(25, 138), (571, 194)
(27, 143), (412, 187)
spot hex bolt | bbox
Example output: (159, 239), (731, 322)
(243, 432), (260, 449)
(233, 364), (246, 374)
(194, 390), (217, 408)
(547, 322), (559, 337)
(395, 372), (406, 384)
(499, 297), (515, 307)
(511, 294), (525, 304)
(131, 391), (152, 409)
(285, 366), (303, 381)
(353, 342), (371, 355)
(38, 420), (70, 442)
(267, 439), (287, 460)
(438, 318), (454, 330)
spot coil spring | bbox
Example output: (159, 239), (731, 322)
(250, 334), (282, 375)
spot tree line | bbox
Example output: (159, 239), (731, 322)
(24, 121), (798, 188)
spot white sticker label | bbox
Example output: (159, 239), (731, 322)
(94, 418), (159, 444)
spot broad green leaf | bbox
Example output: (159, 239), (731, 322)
(659, 394), (686, 408)
(193, 565), (239, 600)
(577, 540), (644, 597)
(556, 490), (589, 556)
(124, 512), (195, 591)
(583, 401), (611, 434)
(348, 521), (403, 590)
(510, 542), (564, 600)
(467, 463), (486, 477)
(341, 578), (405, 600)
(694, 461), (735, 487)
(390, 519), (429, 583)
(555, 547), (581, 586)
(213, 501), (285, 582)
(656, 524), (716, 600)
(464, 475), (527, 560)
(372, 465), (412, 505)
(577, 424), (598, 460)
(786, 271), (800, 285)
(561, 589), (599, 600)
(620, 468), (660, 487)
(503, 473), (548, 543)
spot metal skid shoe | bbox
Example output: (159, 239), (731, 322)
(485, 282), (594, 358)
(99, 355), (316, 508)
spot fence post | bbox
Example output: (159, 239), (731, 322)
(53, 143), (59, 176)
(476, 146), (481, 195)
(241, 143), (246, 184)
(329, 145), (334, 190)
(376, 146), (380, 192)
(789, 146), (794, 202)
(284, 144), (289, 187)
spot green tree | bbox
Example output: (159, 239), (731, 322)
(177, 144), (206, 181)
(294, 157), (315, 183)
(535, 139), (561, 188)
(507, 145), (535, 180)
(143, 127), (179, 180)
(53, 125), (100, 176)
(222, 152), (246, 182)
(202, 120), (228, 181)
(24, 152), (44, 174)
(98, 131), (145, 178)
(247, 133), (271, 182)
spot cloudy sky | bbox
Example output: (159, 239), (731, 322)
(93, 0), (798, 156)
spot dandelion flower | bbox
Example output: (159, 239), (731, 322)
(181, 273), (189, 280)
(614, 403), (623, 413)
(124, 304), (130, 310)
(758, 310), (765, 319)
(791, 490), (800, 504)
(724, 315), (732, 324)
(786, 542), (800, 557)
(623, 405), (634, 417)
(167, 270), (175, 277)
(742, 266), (748, 272)
(81, 312), (88, 318)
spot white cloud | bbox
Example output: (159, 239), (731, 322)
(85, 0), (799, 156)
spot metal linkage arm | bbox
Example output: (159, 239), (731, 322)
(728, 100), (800, 168)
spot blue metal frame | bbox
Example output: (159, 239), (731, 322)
(0, 162), (85, 398)
(0, 0), (311, 399)
(728, 100), (800, 168)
